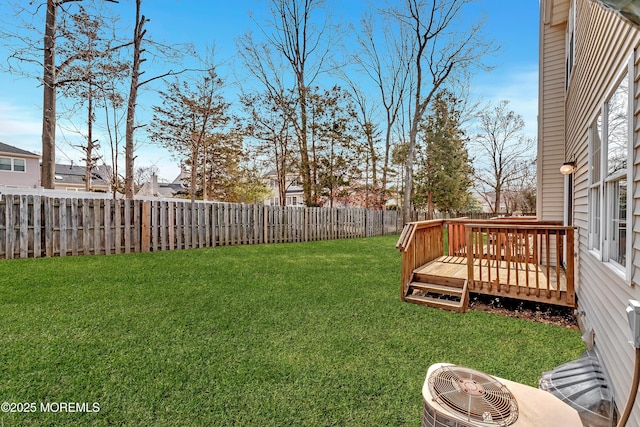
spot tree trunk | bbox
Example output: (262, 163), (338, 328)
(190, 146), (197, 202)
(381, 120), (392, 209)
(41, 0), (57, 189)
(125, 0), (144, 199)
(402, 111), (421, 224)
(298, 83), (312, 206)
(85, 81), (94, 191)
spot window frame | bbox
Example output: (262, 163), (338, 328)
(13, 158), (26, 172)
(588, 112), (603, 254)
(588, 59), (633, 280)
(0, 156), (27, 173)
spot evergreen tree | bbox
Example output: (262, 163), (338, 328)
(414, 91), (474, 217)
(149, 70), (229, 201)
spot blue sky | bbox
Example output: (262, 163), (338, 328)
(0, 0), (539, 182)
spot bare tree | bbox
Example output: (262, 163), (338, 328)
(472, 100), (535, 214)
(133, 164), (159, 191)
(99, 72), (128, 199)
(352, 10), (411, 208)
(502, 158), (536, 214)
(123, 0), (197, 199)
(123, 0), (146, 199)
(387, 0), (494, 224)
(1, 0), (118, 189)
(237, 0), (337, 206)
(340, 73), (383, 208)
(242, 90), (296, 206)
(58, 4), (127, 191)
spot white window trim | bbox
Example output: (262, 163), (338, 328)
(13, 158), (26, 173)
(588, 114), (602, 254)
(0, 156), (27, 173)
(588, 58), (633, 281)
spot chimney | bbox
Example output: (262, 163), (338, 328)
(151, 173), (159, 195)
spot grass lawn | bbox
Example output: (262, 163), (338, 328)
(0, 235), (584, 426)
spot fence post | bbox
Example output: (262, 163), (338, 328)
(141, 201), (151, 252)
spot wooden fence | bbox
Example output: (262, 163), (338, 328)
(0, 194), (402, 259)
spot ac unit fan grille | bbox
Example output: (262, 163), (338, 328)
(428, 365), (519, 426)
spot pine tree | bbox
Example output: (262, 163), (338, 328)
(414, 91), (474, 217)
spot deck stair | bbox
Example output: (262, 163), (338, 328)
(404, 274), (469, 313)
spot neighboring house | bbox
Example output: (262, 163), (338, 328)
(136, 173), (188, 199)
(264, 171), (305, 207)
(539, 0), (640, 423)
(476, 192), (507, 214)
(0, 142), (41, 189)
(53, 163), (111, 192)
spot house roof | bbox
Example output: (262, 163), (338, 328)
(54, 163), (111, 187)
(137, 181), (187, 198)
(0, 142), (40, 158)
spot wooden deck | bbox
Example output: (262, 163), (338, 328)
(414, 256), (570, 306)
(397, 219), (576, 311)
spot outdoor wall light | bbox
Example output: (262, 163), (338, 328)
(560, 161), (576, 175)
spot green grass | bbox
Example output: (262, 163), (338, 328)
(0, 235), (584, 426)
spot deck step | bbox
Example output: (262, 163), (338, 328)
(405, 294), (463, 312)
(412, 272), (466, 289)
(405, 280), (469, 313)
(410, 282), (464, 297)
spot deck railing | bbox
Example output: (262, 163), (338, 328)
(397, 218), (576, 306)
(464, 223), (575, 306)
(396, 219), (445, 298)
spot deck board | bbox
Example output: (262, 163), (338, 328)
(415, 256), (567, 292)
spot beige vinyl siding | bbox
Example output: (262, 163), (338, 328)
(545, 0), (570, 26)
(556, 0), (640, 424)
(538, 6), (567, 222)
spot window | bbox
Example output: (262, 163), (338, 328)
(0, 157), (11, 171)
(589, 68), (631, 272)
(13, 159), (25, 172)
(0, 157), (26, 172)
(606, 73), (629, 268)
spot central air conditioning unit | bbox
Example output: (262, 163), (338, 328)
(422, 363), (583, 427)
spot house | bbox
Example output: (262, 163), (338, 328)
(53, 163), (111, 192)
(136, 173), (188, 199)
(264, 170), (305, 207)
(0, 142), (41, 189)
(539, 0), (640, 424)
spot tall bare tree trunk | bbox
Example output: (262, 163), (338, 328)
(85, 81), (94, 191)
(41, 0), (57, 189)
(298, 83), (313, 205)
(190, 146), (197, 202)
(402, 112), (421, 224)
(125, 0), (145, 199)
